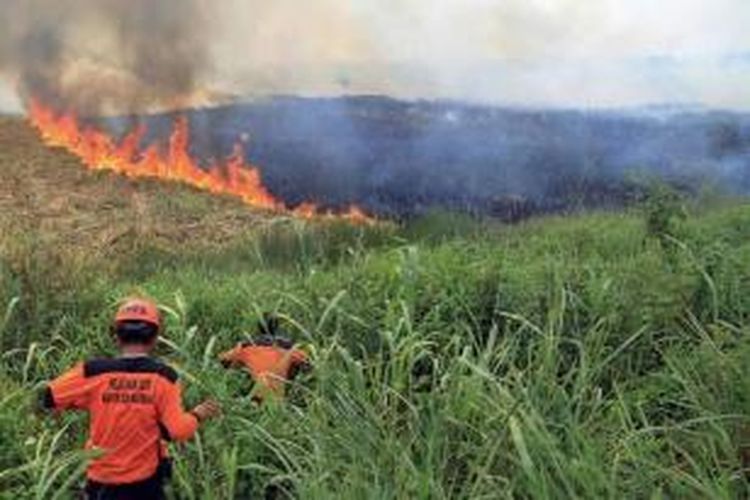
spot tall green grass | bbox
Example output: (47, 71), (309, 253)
(2, 203), (750, 498)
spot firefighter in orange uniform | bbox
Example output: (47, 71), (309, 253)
(40, 298), (221, 500)
(219, 314), (311, 403)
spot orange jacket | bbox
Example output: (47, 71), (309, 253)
(220, 338), (309, 400)
(42, 357), (198, 485)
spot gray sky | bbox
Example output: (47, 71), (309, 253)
(2, 0), (749, 111)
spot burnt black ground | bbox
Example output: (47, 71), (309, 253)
(98, 96), (750, 218)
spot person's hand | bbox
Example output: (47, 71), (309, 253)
(190, 399), (222, 423)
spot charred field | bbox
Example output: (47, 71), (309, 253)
(1, 101), (750, 498)
(98, 96), (750, 219)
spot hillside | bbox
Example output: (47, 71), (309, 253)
(0, 116), (275, 258)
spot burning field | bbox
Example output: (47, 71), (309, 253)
(26, 99), (371, 223)
(0, 113), (289, 261)
(20, 95), (750, 224)
(1, 0), (747, 222)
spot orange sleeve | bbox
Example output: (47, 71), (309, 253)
(45, 363), (90, 411)
(156, 380), (199, 442)
(219, 344), (245, 367)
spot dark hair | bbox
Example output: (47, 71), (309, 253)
(258, 313), (280, 337)
(114, 320), (159, 345)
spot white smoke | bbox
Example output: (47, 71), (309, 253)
(1, 0), (749, 110)
(0, 80), (22, 113)
(209, 0), (750, 108)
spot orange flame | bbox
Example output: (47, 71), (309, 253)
(26, 99), (372, 224)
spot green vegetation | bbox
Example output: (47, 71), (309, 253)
(2, 118), (750, 498)
(2, 194), (750, 498)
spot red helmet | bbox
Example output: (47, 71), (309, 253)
(114, 298), (161, 329)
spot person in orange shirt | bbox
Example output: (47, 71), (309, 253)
(219, 313), (311, 403)
(40, 297), (221, 500)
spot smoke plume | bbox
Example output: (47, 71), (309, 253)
(0, 0), (211, 115)
(2, 0), (748, 112)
